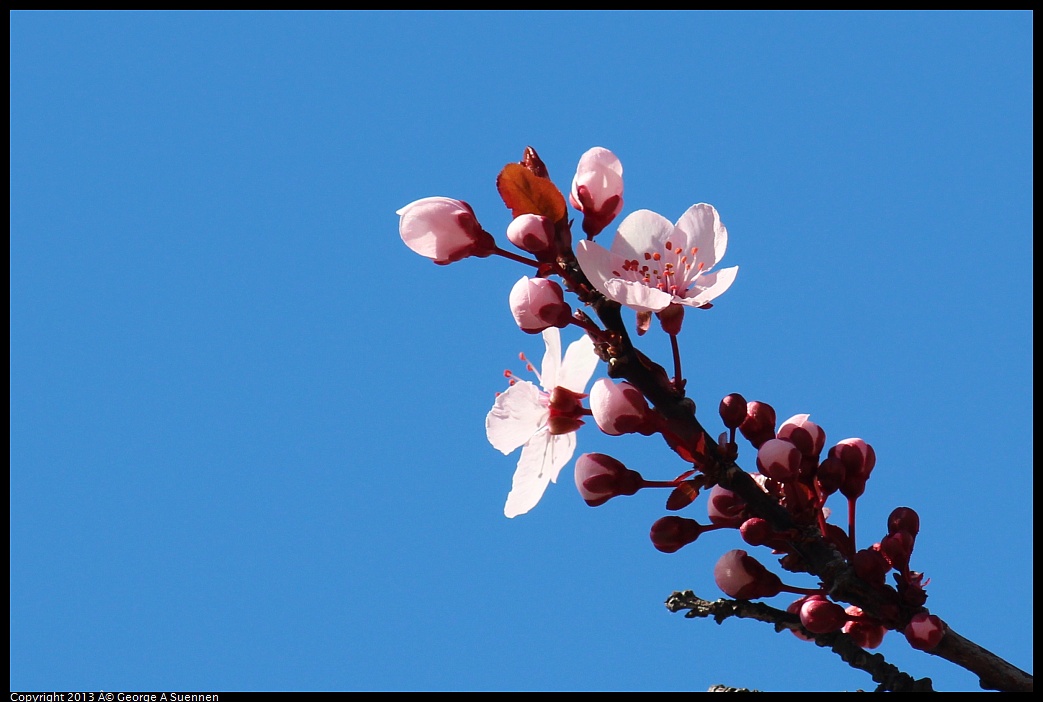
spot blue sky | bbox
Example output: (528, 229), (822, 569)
(10, 11), (1032, 692)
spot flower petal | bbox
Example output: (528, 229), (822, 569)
(503, 430), (576, 518)
(539, 327), (562, 391)
(604, 278), (674, 313)
(557, 333), (599, 394)
(574, 240), (627, 299)
(675, 203), (727, 272)
(485, 381), (547, 454)
(680, 265), (739, 307)
(612, 209), (675, 261)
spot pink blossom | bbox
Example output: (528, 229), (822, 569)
(485, 328), (599, 518)
(570, 147), (624, 237)
(575, 204), (738, 313)
(397, 196), (494, 265)
(508, 276), (572, 334)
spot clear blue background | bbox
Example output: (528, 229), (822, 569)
(11, 11), (1032, 692)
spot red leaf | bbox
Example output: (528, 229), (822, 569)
(496, 163), (567, 222)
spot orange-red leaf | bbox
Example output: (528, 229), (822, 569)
(496, 162), (567, 222)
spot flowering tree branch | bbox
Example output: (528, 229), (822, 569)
(397, 145), (1032, 692)
(664, 591), (934, 692)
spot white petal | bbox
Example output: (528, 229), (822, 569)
(485, 381), (547, 454)
(611, 209), (676, 262)
(503, 430), (576, 518)
(681, 266), (739, 307)
(539, 327), (562, 391)
(675, 203), (727, 271)
(557, 333), (599, 394)
(604, 278), (674, 313)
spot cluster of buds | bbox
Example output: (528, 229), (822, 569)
(398, 144), (948, 675)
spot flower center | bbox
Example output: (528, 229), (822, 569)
(612, 240), (705, 297)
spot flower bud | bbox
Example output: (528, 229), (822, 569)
(508, 276), (572, 334)
(397, 197), (494, 264)
(739, 518), (778, 547)
(707, 484), (747, 527)
(887, 507), (920, 539)
(799, 595), (848, 634)
(904, 611), (946, 651)
(787, 598), (815, 641)
(739, 401), (776, 449)
(589, 378), (655, 435)
(718, 393), (748, 430)
(815, 455), (846, 496)
(713, 549), (783, 599)
(831, 438), (876, 500)
(852, 548), (891, 586)
(880, 530), (915, 573)
(574, 453), (643, 507)
(842, 606), (886, 649)
(650, 516), (703, 553)
(570, 147), (624, 237)
(777, 414), (826, 459)
(506, 213), (555, 256)
(756, 438), (801, 482)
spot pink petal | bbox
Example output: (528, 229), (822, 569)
(557, 333), (599, 394)
(680, 265), (739, 307)
(604, 278), (674, 313)
(503, 430), (576, 518)
(574, 240), (627, 300)
(612, 209), (675, 261)
(539, 327), (562, 392)
(675, 203), (728, 272)
(485, 381), (547, 454)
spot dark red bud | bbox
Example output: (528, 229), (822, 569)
(718, 393), (748, 430)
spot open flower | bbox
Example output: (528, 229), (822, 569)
(575, 204), (738, 313)
(485, 328), (600, 517)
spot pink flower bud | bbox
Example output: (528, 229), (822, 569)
(397, 197), (494, 264)
(739, 401), (776, 449)
(842, 606), (886, 649)
(787, 598), (815, 641)
(831, 438), (876, 499)
(649, 516), (703, 553)
(757, 438), (801, 482)
(887, 507), (920, 538)
(574, 453), (643, 507)
(589, 379), (655, 435)
(777, 414), (826, 459)
(904, 611), (946, 651)
(506, 213), (555, 255)
(707, 484), (748, 527)
(799, 595), (848, 634)
(570, 147), (623, 237)
(508, 276), (572, 334)
(713, 549), (783, 599)
(718, 393), (748, 430)
(739, 517), (777, 547)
